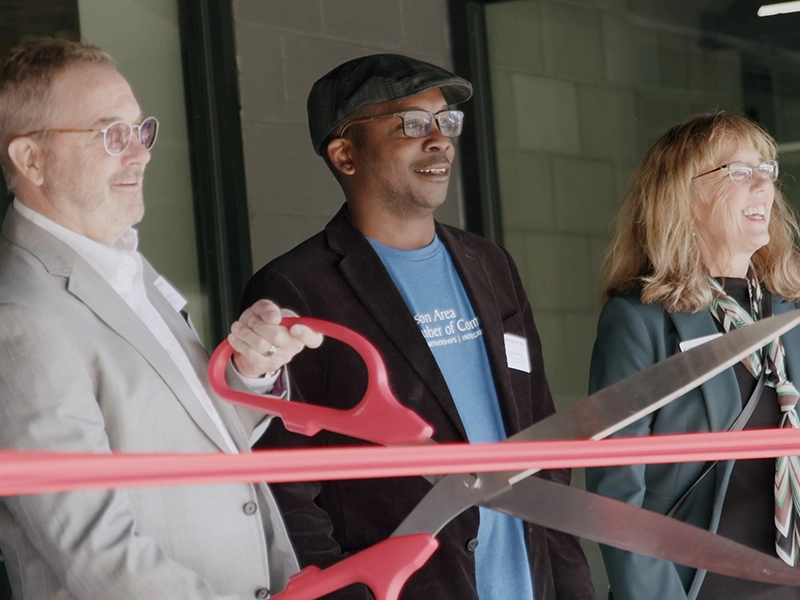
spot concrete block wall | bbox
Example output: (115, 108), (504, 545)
(232, 0), (464, 271)
(485, 0), (743, 412)
(486, 3), (744, 594)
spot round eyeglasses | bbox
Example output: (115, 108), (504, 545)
(694, 159), (779, 184)
(24, 116), (159, 156)
(339, 109), (464, 139)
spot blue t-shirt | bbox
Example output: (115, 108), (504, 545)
(369, 235), (535, 600)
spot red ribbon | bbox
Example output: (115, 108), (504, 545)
(1, 427), (799, 496)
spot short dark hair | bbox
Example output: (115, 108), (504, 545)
(319, 103), (375, 181)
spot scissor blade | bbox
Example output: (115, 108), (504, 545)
(487, 477), (800, 587)
(396, 308), (800, 536)
(511, 307), (800, 445)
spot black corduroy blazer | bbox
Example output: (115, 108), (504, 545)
(243, 205), (594, 600)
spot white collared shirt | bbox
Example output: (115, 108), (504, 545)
(14, 200), (248, 453)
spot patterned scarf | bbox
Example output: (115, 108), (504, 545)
(708, 269), (800, 565)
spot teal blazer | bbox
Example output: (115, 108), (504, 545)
(585, 290), (800, 600)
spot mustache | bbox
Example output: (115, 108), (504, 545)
(414, 153), (451, 170)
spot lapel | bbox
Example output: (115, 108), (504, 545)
(438, 226), (522, 434)
(773, 297), (800, 384)
(326, 206), (468, 439)
(4, 209), (233, 453)
(669, 309), (740, 432)
(142, 262), (254, 451)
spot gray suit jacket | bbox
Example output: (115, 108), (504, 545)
(585, 290), (800, 600)
(0, 207), (298, 599)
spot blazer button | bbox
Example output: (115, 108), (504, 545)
(466, 538), (479, 552)
(243, 501), (258, 515)
(255, 587), (270, 599)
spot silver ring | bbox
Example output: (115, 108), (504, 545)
(264, 344), (278, 357)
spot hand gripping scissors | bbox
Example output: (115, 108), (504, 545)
(208, 310), (800, 599)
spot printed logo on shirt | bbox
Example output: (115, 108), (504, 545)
(413, 307), (483, 347)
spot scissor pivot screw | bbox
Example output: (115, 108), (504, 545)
(464, 474), (481, 489)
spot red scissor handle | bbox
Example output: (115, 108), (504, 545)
(208, 317), (433, 445)
(272, 534), (438, 600)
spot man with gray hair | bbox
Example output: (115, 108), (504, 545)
(0, 37), (322, 599)
(242, 54), (594, 599)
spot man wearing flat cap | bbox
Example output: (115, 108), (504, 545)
(242, 54), (594, 599)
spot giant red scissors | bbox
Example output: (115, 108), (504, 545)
(207, 311), (800, 599)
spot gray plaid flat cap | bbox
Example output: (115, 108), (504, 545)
(307, 53), (473, 156)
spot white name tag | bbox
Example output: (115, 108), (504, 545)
(679, 333), (723, 353)
(504, 333), (531, 373)
(154, 276), (187, 312)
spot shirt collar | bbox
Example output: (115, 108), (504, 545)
(13, 198), (141, 289)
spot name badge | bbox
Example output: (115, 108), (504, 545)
(504, 333), (531, 373)
(679, 333), (723, 353)
(154, 276), (187, 312)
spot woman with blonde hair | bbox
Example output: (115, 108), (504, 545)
(586, 112), (800, 600)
